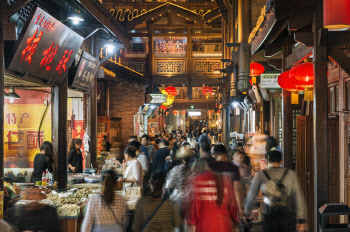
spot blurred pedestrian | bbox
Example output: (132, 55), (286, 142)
(245, 150), (306, 232)
(7, 188), (60, 232)
(142, 134), (155, 164)
(129, 140), (149, 176)
(209, 144), (244, 221)
(81, 170), (128, 232)
(165, 146), (195, 208)
(198, 130), (211, 145)
(199, 142), (215, 164)
(186, 159), (238, 232)
(151, 139), (170, 175)
(134, 172), (182, 232)
(118, 146), (143, 191)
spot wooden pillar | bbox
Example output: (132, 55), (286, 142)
(148, 24), (153, 88)
(281, 36), (293, 169)
(313, 1), (328, 230)
(88, 78), (97, 168)
(53, 76), (68, 190)
(187, 24), (192, 99)
(0, 9), (5, 192)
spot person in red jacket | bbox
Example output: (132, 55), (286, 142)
(185, 158), (238, 232)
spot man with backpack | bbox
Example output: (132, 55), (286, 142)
(244, 150), (306, 232)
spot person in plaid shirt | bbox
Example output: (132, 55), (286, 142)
(81, 170), (129, 232)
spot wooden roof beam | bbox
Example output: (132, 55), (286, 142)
(328, 31), (350, 47)
(328, 47), (350, 76)
(79, 0), (130, 46)
(285, 44), (312, 69)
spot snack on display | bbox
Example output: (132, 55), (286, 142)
(57, 204), (81, 217)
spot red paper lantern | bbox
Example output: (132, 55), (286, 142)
(250, 62), (265, 76)
(324, 0), (350, 29)
(208, 110), (212, 114)
(277, 71), (304, 92)
(181, 111), (186, 114)
(293, 62), (314, 88)
(165, 86), (177, 96)
(202, 86), (214, 96)
(173, 110), (179, 115)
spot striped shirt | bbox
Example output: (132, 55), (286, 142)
(134, 195), (182, 232)
(81, 194), (129, 232)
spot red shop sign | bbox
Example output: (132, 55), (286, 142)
(9, 7), (84, 83)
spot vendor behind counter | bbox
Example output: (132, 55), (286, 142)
(33, 141), (54, 182)
(68, 139), (83, 173)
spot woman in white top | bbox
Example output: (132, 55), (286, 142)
(81, 170), (129, 232)
(118, 146), (143, 190)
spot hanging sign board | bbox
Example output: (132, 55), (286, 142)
(9, 7), (84, 83)
(260, 73), (281, 89)
(146, 94), (167, 104)
(71, 52), (99, 91)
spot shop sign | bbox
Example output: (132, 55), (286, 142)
(154, 37), (187, 54)
(71, 52), (99, 91)
(260, 73), (281, 89)
(146, 94), (167, 104)
(9, 7), (84, 83)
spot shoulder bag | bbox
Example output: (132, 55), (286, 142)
(91, 194), (124, 232)
(142, 195), (168, 232)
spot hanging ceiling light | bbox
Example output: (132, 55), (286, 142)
(8, 87), (21, 99)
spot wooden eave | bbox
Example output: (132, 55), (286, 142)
(124, 3), (204, 28)
(101, 60), (147, 85)
(79, 0), (130, 46)
(250, 1), (317, 55)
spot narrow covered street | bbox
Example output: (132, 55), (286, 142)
(0, 0), (349, 231)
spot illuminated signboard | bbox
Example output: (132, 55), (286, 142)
(70, 52), (99, 91)
(188, 111), (201, 116)
(154, 38), (187, 54)
(9, 7), (84, 83)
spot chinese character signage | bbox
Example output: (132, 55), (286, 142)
(9, 7), (84, 83)
(4, 89), (51, 168)
(145, 94), (167, 104)
(260, 73), (281, 89)
(154, 37), (187, 54)
(71, 52), (99, 91)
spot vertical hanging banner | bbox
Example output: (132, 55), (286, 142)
(9, 7), (84, 83)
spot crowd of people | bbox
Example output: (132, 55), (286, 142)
(0, 129), (307, 232)
(79, 129), (306, 232)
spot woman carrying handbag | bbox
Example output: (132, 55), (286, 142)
(134, 172), (182, 232)
(81, 170), (129, 232)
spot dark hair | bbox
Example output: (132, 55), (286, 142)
(129, 135), (137, 140)
(155, 139), (162, 145)
(266, 150), (282, 163)
(160, 138), (169, 146)
(124, 146), (137, 158)
(155, 134), (159, 139)
(181, 136), (186, 140)
(236, 142), (244, 148)
(141, 134), (149, 140)
(103, 135), (108, 140)
(101, 170), (118, 204)
(200, 142), (211, 154)
(233, 149), (244, 156)
(212, 144), (227, 156)
(70, 138), (82, 151)
(203, 130), (208, 134)
(40, 141), (54, 164)
(150, 172), (166, 193)
(150, 137), (156, 142)
(129, 140), (141, 150)
(266, 136), (278, 152)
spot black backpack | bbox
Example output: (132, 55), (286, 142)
(261, 169), (290, 216)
